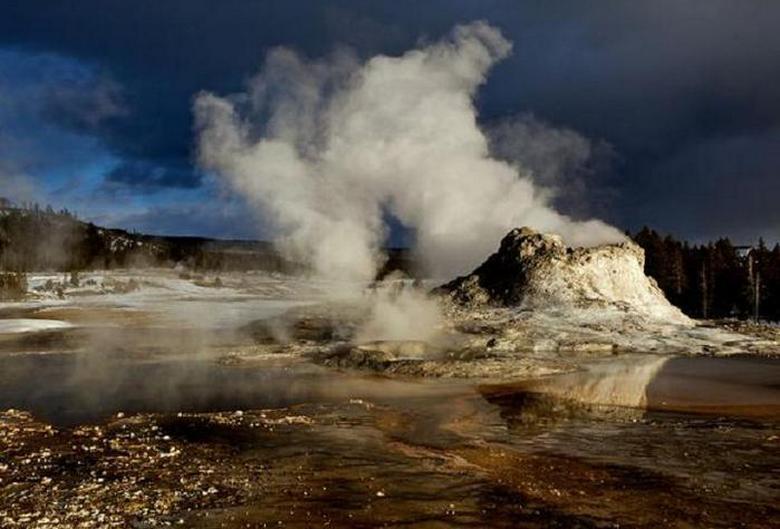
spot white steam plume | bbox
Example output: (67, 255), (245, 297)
(487, 113), (617, 220)
(194, 21), (624, 284)
(0, 164), (36, 205)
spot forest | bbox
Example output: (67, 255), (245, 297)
(633, 227), (780, 322)
(0, 202), (287, 274)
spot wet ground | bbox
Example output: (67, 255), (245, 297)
(1, 276), (779, 528)
(1, 340), (779, 528)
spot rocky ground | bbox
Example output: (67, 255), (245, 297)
(237, 297), (778, 382)
(0, 408), (317, 528)
(2, 398), (777, 529)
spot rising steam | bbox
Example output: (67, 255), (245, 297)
(194, 21), (623, 285)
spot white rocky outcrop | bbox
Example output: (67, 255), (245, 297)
(439, 227), (690, 324)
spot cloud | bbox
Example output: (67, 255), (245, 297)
(0, 49), (122, 203)
(41, 75), (125, 133)
(2, 1), (780, 241)
(626, 128), (780, 244)
(103, 160), (202, 192)
(95, 199), (262, 239)
(0, 49), (124, 133)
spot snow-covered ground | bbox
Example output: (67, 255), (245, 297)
(2, 269), (326, 333)
(0, 319), (73, 334)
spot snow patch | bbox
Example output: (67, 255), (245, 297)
(0, 319), (73, 334)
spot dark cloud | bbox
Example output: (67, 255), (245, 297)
(40, 75), (125, 134)
(103, 160), (202, 192)
(96, 200), (263, 240)
(0, 49), (118, 194)
(626, 127), (780, 243)
(2, 1), (779, 242)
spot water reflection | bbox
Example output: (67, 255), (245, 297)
(483, 354), (780, 420)
(1, 347), (778, 526)
(479, 354), (780, 506)
(0, 352), (470, 426)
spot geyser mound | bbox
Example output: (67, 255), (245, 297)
(439, 227), (690, 324)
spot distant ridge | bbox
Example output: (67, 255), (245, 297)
(0, 199), (414, 276)
(0, 201), (287, 272)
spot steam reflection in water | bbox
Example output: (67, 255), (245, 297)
(0, 351), (474, 427)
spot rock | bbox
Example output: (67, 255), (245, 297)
(319, 344), (401, 370)
(436, 227), (689, 323)
(318, 340), (439, 370)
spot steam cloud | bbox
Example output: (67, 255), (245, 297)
(194, 21), (624, 285)
(0, 168), (35, 204)
(487, 113), (617, 219)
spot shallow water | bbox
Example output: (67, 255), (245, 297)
(484, 354), (780, 417)
(1, 341), (778, 526)
(0, 351), (472, 427)
(0, 318), (73, 334)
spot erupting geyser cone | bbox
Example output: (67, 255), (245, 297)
(438, 227), (690, 323)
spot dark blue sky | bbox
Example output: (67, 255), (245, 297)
(1, 1), (779, 243)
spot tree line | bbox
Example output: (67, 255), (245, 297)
(0, 201), (289, 274)
(632, 227), (780, 322)
(0, 204), (138, 271)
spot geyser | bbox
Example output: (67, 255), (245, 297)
(440, 227), (690, 323)
(194, 21), (623, 285)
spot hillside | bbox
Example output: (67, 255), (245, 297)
(0, 202), (286, 272)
